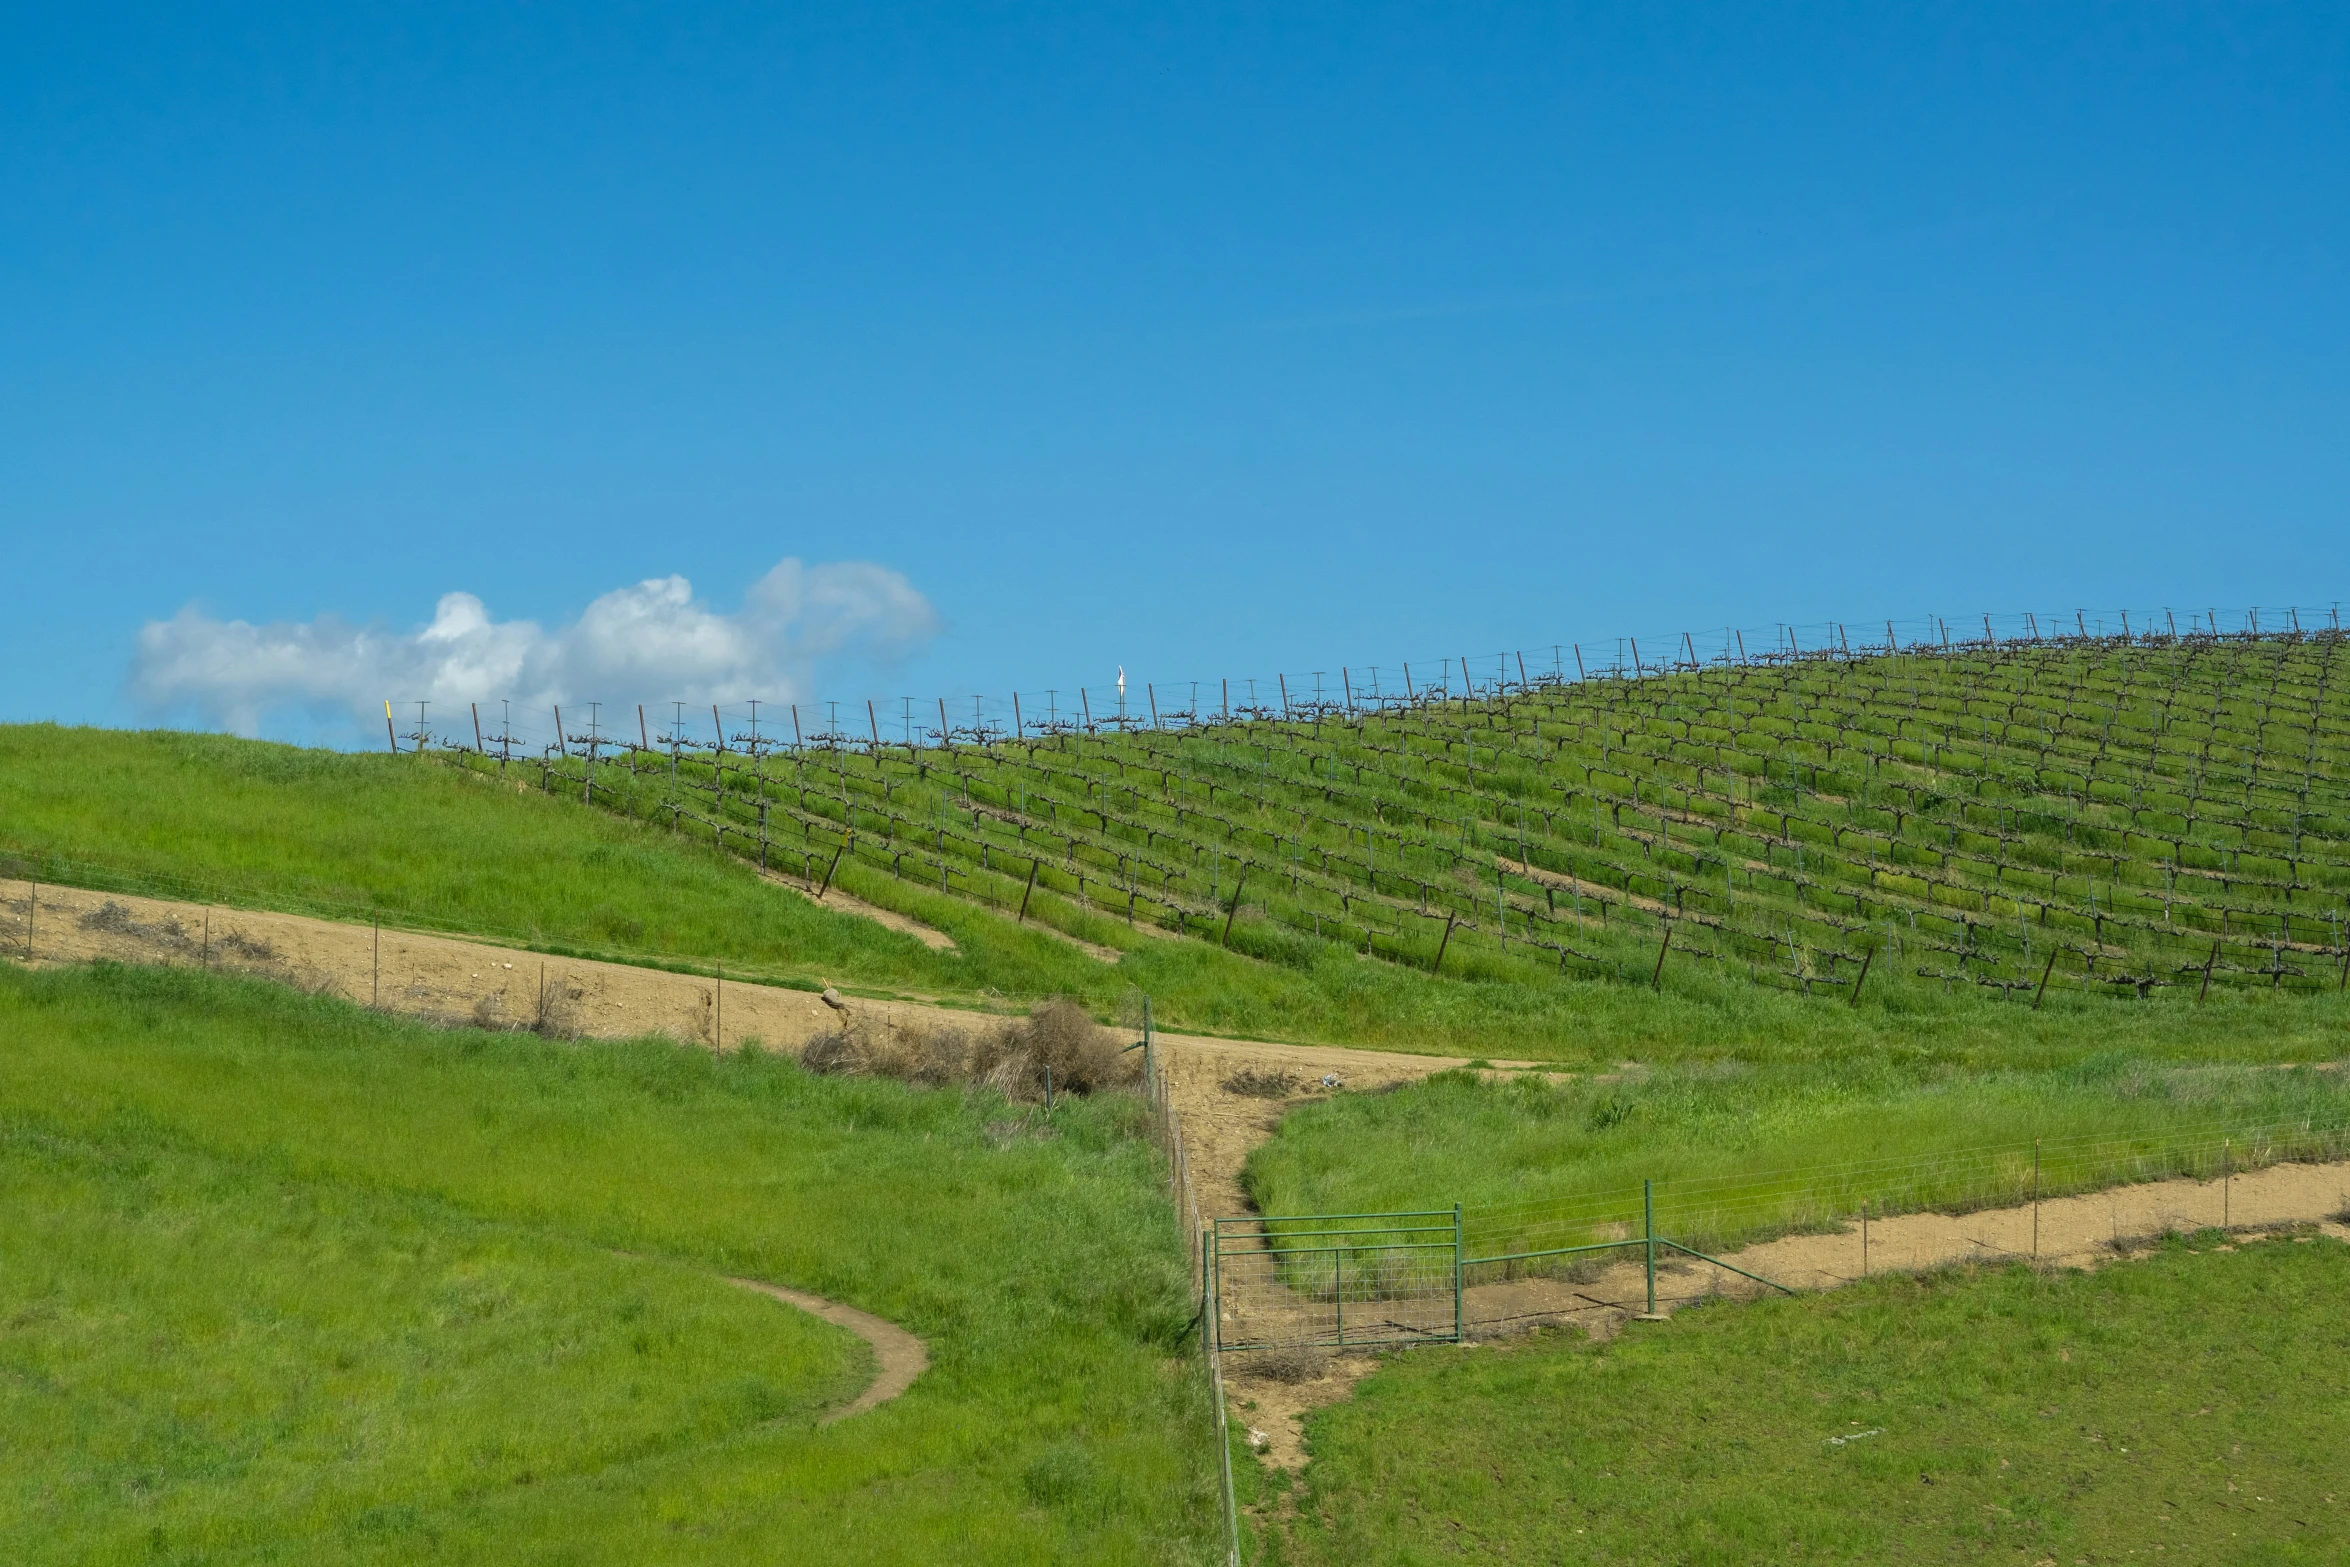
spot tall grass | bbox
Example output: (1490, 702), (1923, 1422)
(1245, 1055), (2350, 1260)
(1263, 1236), (2350, 1563)
(0, 961), (1218, 1565)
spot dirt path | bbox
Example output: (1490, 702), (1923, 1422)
(725, 1276), (928, 1423)
(1224, 1163), (2350, 1474)
(756, 869), (958, 953)
(1152, 1031), (1535, 1218)
(1462, 1156), (2350, 1337)
(9, 879), (889, 1052)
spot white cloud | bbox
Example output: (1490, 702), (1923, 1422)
(131, 559), (940, 737)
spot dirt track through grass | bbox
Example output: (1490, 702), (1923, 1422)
(722, 1276), (928, 1421)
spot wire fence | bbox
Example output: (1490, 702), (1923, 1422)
(387, 604), (2344, 759)
(1132, 1003), (1243, 1567)
(1209, 1112), (2350, 1352)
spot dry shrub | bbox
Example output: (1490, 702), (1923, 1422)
(800, 997), (1137, 1102)
(1005, 997), (1133, 1095)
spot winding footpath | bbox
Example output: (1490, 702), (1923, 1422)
(725, 1277), (929, 1423)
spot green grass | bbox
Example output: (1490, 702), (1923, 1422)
(0, 722), (1066, 997)
(13, 723), (2350, 1065)
(1253, 1235), (2350, 1564)
(1246, 1057), (2350, 1258)
(0, 961), (1217, 1564)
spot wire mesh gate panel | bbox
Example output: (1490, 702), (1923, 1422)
(1209, 1210), (1462, 1351)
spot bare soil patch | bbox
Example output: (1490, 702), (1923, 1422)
(11, 881), (853, 1054)
(1468, 1157), (2350, 1342)
(1151, 1030), (1530, 1220)
(755, 869), (959, 952)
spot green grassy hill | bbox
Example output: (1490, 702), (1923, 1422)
(0, 962), (1214, 1564)
(11, 628), (2350, 1063)
(8, 627), (2350, 1563)
(555, 628), (2349, 1006)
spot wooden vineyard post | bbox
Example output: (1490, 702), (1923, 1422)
(1848, 944), (1873, 1006)
(384, 701), (399, 754)
(472, 702), (485, 753)
(2199, 939), (2220, 1003)
(2032, 947), (2057, 1010)
(817, 836), (849, 900)
(1018, 859), (1040, 923)
(1432, 910), (1456, 973)
(1651, 922), (1673, 991)
(1222, 870), (1248, 947)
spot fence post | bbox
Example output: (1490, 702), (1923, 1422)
(1454, 1202), (1465, 1342)
(1200, 1228), (1210, 1328)
(1335, 1249), (1345, 1346)
(1644, 1179), (1657, 1315)
(1210, 1224), (1222, 1354)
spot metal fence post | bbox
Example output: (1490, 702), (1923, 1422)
(1210, 1225), (1222, 1354)
(1200, 1227), (1211, 1334)
(1453, 1203), (1465, 1342)
(1644, 1179), (1657, 1316)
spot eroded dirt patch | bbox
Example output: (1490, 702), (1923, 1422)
(756, 869), (959, 953)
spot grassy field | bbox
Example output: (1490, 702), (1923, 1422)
(0, 961), (1217, 1565)
(1245, 1056), (2350, 1260)
(1244, 1234), (2350, 1563)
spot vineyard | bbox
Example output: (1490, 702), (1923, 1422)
(425, 615), (2350, 1008)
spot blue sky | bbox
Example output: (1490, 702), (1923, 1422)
(5, 4), (2347, 741)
